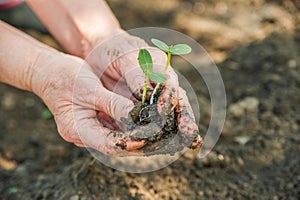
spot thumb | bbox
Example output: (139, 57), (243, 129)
(94, 87), (134, 121)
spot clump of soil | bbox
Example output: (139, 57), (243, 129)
(121, 85), (187, 155)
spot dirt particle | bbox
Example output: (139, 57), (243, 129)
(125, 85), (196, 155)
(70, 195), (80, 200)
(229, 97), (259, 117)
(115, 141), (127, 150)
(1, 93), (17, 111)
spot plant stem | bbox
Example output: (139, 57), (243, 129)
(164, 51), (171, 73)
(150, 51), (171, 104)
(150, 83), (159, 105)
(142, 74), (149, 106)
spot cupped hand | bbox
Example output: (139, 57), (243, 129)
(31, 52), (147, 155)
(86, 31), (202, 149)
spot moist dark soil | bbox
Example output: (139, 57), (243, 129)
(1, 0), (300, 199)
(122, 85), (185, 156)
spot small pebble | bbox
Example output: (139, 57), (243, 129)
(272, 196), (279, 200)
(234, 136), (251, 145)
(286, 183), (294, 190)
(288, 59), (297, 69)
(229, 104), (244, 117)
(229, 97), (259, 117)
(24, 98), (35, 107)
(228, 61), (239, 70)
(240, 97), (259, 112)
(237, 157), (244, 166)
(198, 191), (204, 196)
(1, 93), (17, 110)
(217, 154), (224, 161)
(70, 195), (80, 200)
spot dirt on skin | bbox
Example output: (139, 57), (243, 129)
(122, 84), (198, 156)
(1, 0), (300, 199)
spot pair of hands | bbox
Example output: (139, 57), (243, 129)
(38, 30), (201, 155)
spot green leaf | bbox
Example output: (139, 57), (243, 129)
(149, 72), (167, 83)
(151, 38), (169, 52)
(170, 44), (192, 55)
(138, 49), (153, 74)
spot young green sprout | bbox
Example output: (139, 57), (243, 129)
(138, 49), (167, 106)
(150, 38), (192, 104)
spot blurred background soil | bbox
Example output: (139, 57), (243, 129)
(0, 0), (300, 199)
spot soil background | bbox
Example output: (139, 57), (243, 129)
(1, 0), (300, 199)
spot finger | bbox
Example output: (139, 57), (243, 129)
(97, 111), (120, 130)
(121, 62), (154, 101)
(77, 117), (146, 155)
(177, 87), (202, 149)
(55, 112), (85, 145)
(60, 107), (146, 155)
(73, 66), (135, 125)
(74, 142), (85, 147)
(97, 111), (130, 131)
(88, 32), (151, 100)
(94, 86), (134, 121)
(100, 74), (133, 98)
(156, 67), (179, 115)
(113, 45), (162, 100)
(74, 137), (144, 157)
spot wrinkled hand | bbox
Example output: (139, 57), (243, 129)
(86, 31), (202, 149)
(31, 52), (148, 155)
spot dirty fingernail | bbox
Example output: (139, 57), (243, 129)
(125, 140), (146, 151)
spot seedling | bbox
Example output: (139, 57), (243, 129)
(128, 44), (199, 155)
(138, 49), (167, 106)
(150, 38), (192, 104)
